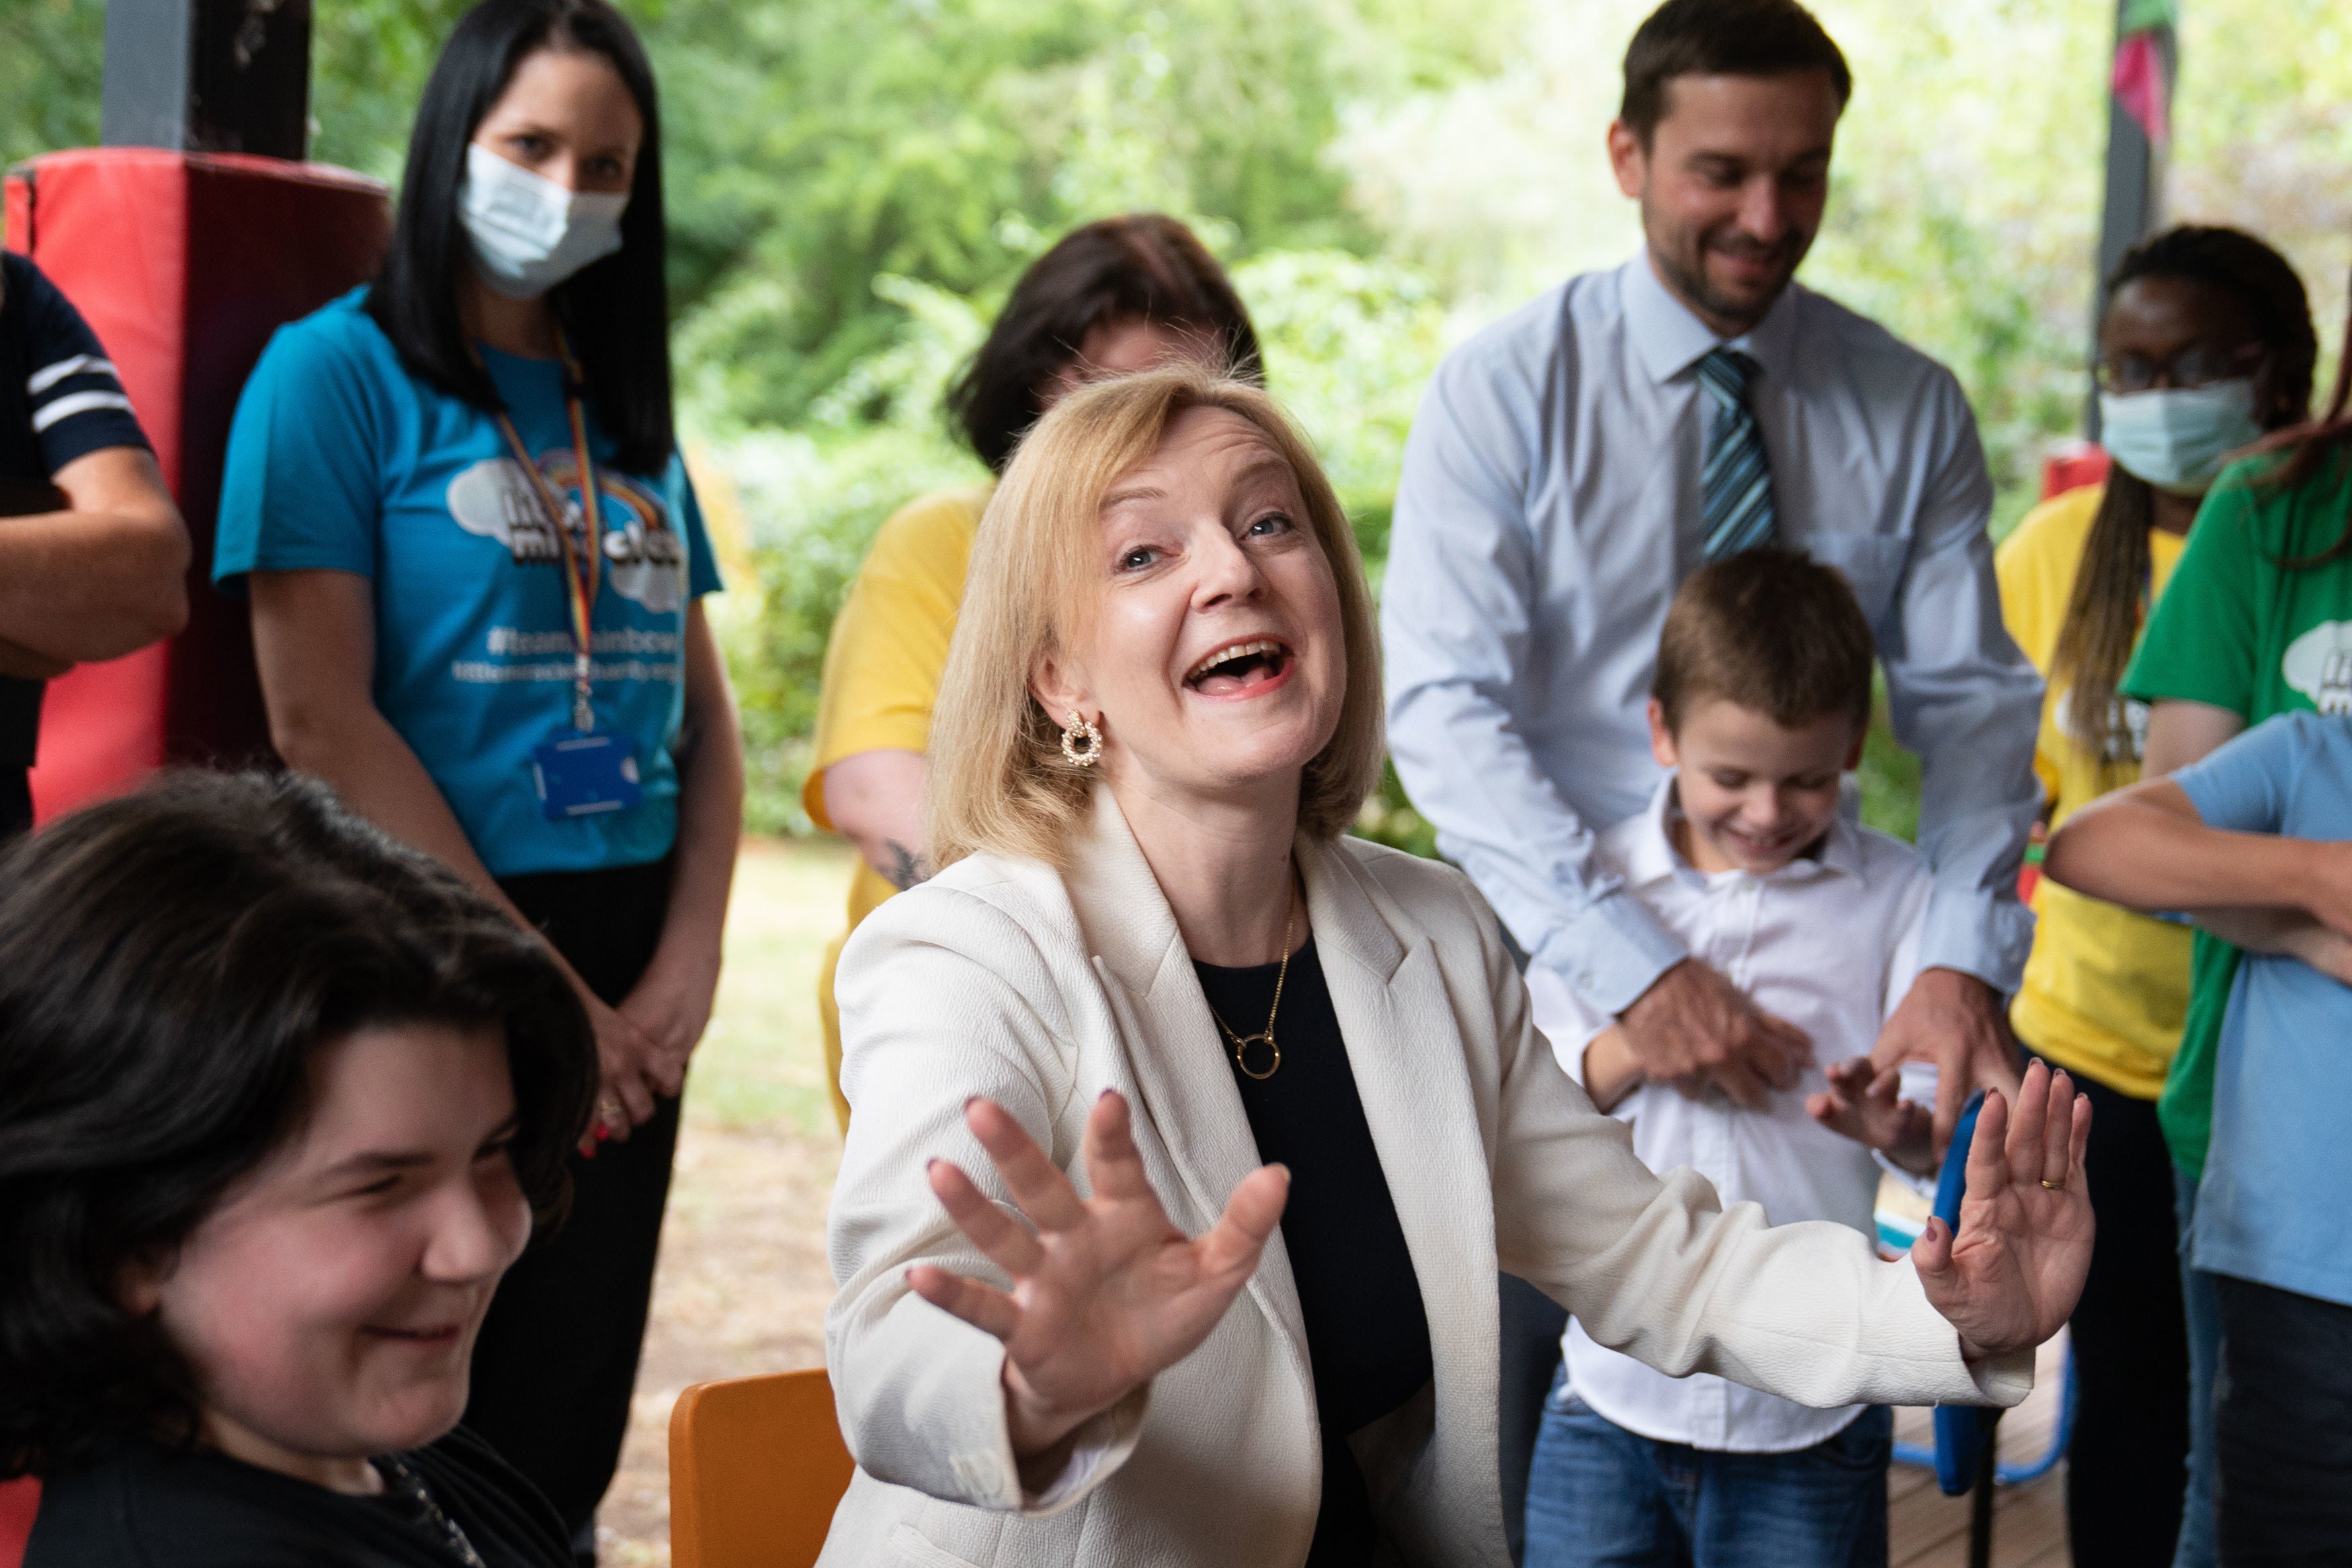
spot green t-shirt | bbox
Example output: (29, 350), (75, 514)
(2122, 443), (2352, 1178)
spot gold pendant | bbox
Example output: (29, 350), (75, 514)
(1232, 1033), (1281, 1080)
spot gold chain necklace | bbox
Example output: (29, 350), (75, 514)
(1206, 891), (1296, 1082)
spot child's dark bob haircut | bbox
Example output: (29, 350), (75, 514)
(0, 771), (596, 1479)
(1653, 546), (1877, 734)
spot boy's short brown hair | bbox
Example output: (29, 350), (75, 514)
(1652, 547), (1876, 734)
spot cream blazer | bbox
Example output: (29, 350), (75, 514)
(818, 791), (2029, 1568)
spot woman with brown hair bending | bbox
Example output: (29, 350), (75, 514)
(816, 362), (2096, 1567)
(805, 213), (1257, 1129)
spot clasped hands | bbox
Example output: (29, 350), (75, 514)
(576, 955), (718, 1152)
(909, 1065), (2090, 1477)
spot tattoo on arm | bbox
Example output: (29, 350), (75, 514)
(882, 839), (931, 892)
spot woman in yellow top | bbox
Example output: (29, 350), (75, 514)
(1994, 225), (2313, 1568)
(804, 214), (1265, 1127)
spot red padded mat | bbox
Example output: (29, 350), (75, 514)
(5, 149), (389, 819)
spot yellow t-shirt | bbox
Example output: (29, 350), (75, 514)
(1995, 482), (2190, 1100)
(804, 484), (989, 1129)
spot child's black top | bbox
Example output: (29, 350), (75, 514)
(25, 1425), (573, 1568)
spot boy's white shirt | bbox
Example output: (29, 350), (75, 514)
(1528, 773), (1937, 1454)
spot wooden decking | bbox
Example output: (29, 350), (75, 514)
(1889, 1335), (2071, 1568)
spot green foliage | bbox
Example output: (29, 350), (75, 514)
(7, 0), (2349, 855)
(646, 0), (1493, 430)
(1858, 683), (1923, 844)
(0, 0), (102, 166)
(1232, 247), (1450, 570)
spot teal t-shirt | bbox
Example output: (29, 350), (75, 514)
(214, 290), (724, 879)
(2172, 713), (2352, 1306)
(2122, 443), (2352, 1177)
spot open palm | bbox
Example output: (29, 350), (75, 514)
(908, 1091), (1290, 1460)
(1912, 1060), (2095, 1358)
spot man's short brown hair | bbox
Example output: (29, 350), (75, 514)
(1620, 0), (1852, 146)
(1652, 547), (1876, 735)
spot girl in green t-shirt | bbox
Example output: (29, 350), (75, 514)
(2005, 226), (2316, 1568)
(2123, 298), (2352, 1568)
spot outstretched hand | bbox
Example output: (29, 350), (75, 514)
(908, 1091), (1290, 1467)
(1807, 1055), (1935, 1176)
(1912, 1060), (2094, 1360)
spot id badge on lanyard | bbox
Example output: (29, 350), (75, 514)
(496, 343), (648, 822)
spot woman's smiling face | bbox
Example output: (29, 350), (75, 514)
(1035, 405), (1347, 811)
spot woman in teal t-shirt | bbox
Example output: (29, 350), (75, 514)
(214, 0), (742, 1550)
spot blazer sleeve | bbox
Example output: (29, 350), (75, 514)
(825, 884), (1150, 1517)
(1472, 879), (2035, 1410)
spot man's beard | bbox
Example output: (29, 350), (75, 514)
(1648, 213), (1810, 332)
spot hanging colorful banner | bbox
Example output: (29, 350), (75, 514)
(2112, 0), (2178, 146)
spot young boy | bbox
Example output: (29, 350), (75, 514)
(2042, 710), (2352, 1561)
(1523, 548), (1938, 1568)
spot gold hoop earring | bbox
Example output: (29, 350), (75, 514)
(1060, 710), (1103, 768)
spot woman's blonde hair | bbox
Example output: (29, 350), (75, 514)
(927, 364), (1384, 870)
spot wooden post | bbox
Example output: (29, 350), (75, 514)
(100, 0), (313, 161)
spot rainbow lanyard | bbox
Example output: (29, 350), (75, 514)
(488, 333), (605, 735)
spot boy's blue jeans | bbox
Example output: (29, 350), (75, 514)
(1523, 1371), (1891, 1568)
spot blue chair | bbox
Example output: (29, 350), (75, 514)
(1886, 1091), (2077, 1565)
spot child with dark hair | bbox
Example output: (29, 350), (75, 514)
(1994, 222), (2315, 1568)
(0, 771), (597, 1568)
(1522, 548), (1997, 1568)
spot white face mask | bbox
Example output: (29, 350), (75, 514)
(458, 142), (630, 301)
(2097, 379), (2265, 496)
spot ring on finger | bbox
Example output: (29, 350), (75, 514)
(2040, 1178), (2064, 1190)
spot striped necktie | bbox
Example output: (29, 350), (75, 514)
(1697, 347), (1776, 560)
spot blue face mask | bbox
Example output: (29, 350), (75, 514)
(2097, 379), (2264, 496)
(458, 143), (630, 301)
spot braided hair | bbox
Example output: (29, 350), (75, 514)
(2054, 226), (2315, 764)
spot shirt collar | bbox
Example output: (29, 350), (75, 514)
(1620, 249), (1802, 388)
(1635, 771), (1872, 888)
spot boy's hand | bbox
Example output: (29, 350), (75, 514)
(1808, 1057), (1936, 1175)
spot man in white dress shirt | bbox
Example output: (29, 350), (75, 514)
(1382, 0), (2040, 1139)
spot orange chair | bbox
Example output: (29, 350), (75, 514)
(669, 1367), (856, 1568)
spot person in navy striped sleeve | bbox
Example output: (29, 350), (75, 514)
(0, 252), (188, 838)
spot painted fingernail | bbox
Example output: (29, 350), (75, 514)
(925, 1158), (939, 1174)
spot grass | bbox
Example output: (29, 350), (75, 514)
(687, 836), (857, 1139)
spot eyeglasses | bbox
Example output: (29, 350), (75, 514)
(2095, 342), (2265, 395)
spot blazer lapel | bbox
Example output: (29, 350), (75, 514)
(1302, 837), (1501, 1415)
(1061, 788), (1310, 1351)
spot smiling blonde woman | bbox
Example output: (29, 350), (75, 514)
(818, 364), (2096, 1568)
